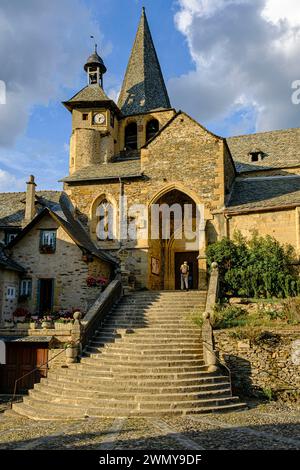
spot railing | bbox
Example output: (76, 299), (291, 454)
(202, 262), (219, 372)
(81, 279), (123, 349)
(202, 338), (232, 395)
(10, 347), (68, 409)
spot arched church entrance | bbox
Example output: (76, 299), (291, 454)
(148, 188), (206, 290)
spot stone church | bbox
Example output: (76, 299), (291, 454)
(1, 8), (300, 318)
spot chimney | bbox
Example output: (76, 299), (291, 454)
(24, 175), (37, 226)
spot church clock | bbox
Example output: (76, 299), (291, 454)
(93, 112), (106, 125)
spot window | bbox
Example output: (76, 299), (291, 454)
(249, 151), (265, 162)
(82, 113), (88, 121)
(146, 119), (159, 142)
(20, 279), (32, 298)
(6, 287), (16, 300)
(124, 122), (138, 151)
(40, 230), (56, 253)
(5, 232), (19, 244)
(110, 111), (115, 128)
(96, 199), (115, 240)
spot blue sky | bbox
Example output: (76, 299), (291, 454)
(1, 0), (300, 192)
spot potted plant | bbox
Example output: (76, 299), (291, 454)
(13, 307), (30, 323)
(16, 320), (30, 330)
(55, 318), (72, 330)
(86, 276), (108, 291)
(41, 315), (54, 329)
(3, 318), (14, 328)
(86, 276), (97, 287)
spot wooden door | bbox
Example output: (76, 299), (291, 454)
(175, 252), (199, 290)
(38, 279), (54, 315)
(0, 343), (48, 394)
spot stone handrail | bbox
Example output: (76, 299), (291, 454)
(202, 262), (219, 372)
(73, 279), (123, 351)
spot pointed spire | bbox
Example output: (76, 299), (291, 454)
(118, 8), (171, 115)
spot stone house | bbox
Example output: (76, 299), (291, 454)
(0, 8), (299, 310)
(0, 182), (117, 322)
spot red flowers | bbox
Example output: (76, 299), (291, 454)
(13, 307), (30, 318)
(86, 276), (108, 287)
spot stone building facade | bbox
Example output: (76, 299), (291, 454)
(0, 8), (300, 316)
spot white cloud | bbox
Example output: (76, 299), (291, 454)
(170, 0), (300, 135)
(0, 169), (25, 192)
(0, 0), (109, 148)
(263, 0), (300, 26)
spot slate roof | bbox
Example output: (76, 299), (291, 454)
(62, 84), (117, 112)
(7, 193), (118, 266)
(227, 127), (300, 173)
(0, 246), (25, 272)
(61, 160), (143, 183)
(226, 176), (300, 212)
(0, 191), (61, 228)
(118, 8), (171, 116)
(84, 49), (106, 74)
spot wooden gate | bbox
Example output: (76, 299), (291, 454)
(0, 342), (48, 394)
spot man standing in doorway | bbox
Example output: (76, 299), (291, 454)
(180, 261), (189, 291)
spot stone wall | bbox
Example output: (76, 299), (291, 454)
(214, 328), (300, 400)
(0, 270), (20, 321)
(228, 208), (299, 252)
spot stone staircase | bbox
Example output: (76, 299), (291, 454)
(12, 291), (245, 420)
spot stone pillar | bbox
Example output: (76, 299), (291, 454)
(118, 249), (131, 295)
(197, 254), (208, 290)
(296, 207), (300, 256)
(23, 175), (36, 227)
(66, 311), (83, 364)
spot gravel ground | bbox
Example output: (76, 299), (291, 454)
(0, 401), (299, 450)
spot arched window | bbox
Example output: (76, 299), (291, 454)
(125, 122), (138, 151)
(146, 119), (159, 142)
(96, 199), (115, 240)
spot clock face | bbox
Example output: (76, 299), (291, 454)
(93, 113), (106, 125)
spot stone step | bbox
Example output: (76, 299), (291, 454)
(10, 287), (245, 420)
(92, 337), (203, 346)
(89, 342), (203, 352)
(23, 394), (239, 411)
(84, 347), (204, 360)
(12, 400), (245, 421)
(110, 306), (205, 312)
(48, 368), (211, 380)
(38, 378), (230, 395)
(98, 327), (201, 334)
(94, 332), (202, 340)
(77, 360), (207, 372)
(29, 388), (232, 404)
(46, 372), (228, 388)
(80, 356), (205, 367)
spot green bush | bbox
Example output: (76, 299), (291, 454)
(213, 305), (248, 329)
(207, 231), (300, 299)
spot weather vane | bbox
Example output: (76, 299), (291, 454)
(90, 35), (97, 53)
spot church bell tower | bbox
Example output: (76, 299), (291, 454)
(63, 46), (119, 174)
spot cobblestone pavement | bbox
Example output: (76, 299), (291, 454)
(0, 401), (299, 450)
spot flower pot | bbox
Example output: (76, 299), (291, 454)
(55, 322), (71, 330)
(16, 322), (30, 330)
(15, 316), (25, 323)
(41, 321), (54, 329)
